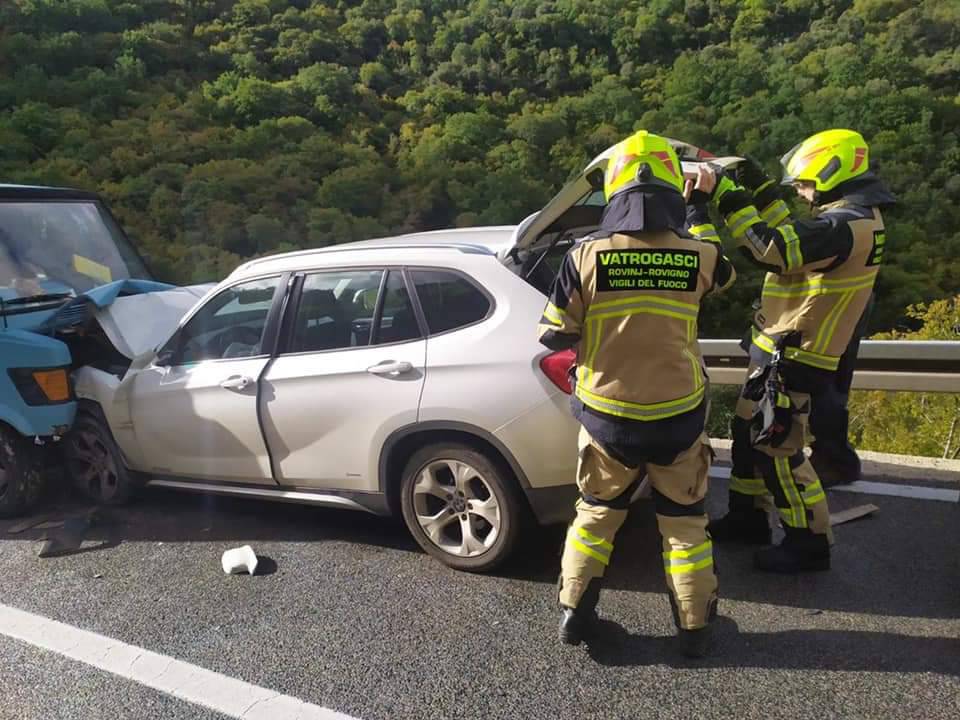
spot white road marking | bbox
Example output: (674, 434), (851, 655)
(0, 603), (360, 720)
(710, 467), (959, 503)
(829, 481), (960, 503)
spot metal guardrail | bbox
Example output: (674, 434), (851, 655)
(701, 340), (960, 392)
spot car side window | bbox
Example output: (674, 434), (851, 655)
(410, 270), (491, 335)
(175, 277), (281, 364)
(290, 270), (384, 353)
(374, 270), (421, 345)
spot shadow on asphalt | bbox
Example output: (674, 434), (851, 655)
(4, 482), (957, 622)
(583, 616), (960, 676)
(501, 488), (960, 622)
(0, 485), (418, 558)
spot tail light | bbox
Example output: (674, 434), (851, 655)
(539, 349), (575, 394)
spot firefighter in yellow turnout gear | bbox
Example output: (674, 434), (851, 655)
(538, 131), (735, 657)
(695, 129), (895, 573)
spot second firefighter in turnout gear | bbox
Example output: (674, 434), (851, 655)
(696, 129), (895, 573)
(538, 130), (736, 657)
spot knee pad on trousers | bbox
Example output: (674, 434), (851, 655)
(581, 479), (639, 510)
(653, 488), (705, 517)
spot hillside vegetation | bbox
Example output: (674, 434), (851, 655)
(1, 0), (959, 340)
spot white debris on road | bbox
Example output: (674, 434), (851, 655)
(221, 546), (259, 575)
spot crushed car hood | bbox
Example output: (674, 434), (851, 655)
(29, 279), (213, 359)
(93, 284), (213, 359)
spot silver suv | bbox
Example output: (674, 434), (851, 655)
(68, 225), (603, 571)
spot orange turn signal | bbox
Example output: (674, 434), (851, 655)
(32, 369), (70, 402)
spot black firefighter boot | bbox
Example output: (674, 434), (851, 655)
(809, 448), (862, 488)
(674, 595), (718, 659)
(708, 493), (771, 545)
(754, 526), (831, 573)
(558, 578), (602, 646)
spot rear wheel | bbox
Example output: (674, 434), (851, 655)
(64, 412), (134, 505)
(400, 443), (523, 572)
(0, 425), (44, 518)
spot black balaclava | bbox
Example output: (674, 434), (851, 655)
(817, 173), (897, 210)
(599, 187), (687, 236)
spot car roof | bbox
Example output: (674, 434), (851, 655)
(0, 183), (101, 201)
(233, 226), (517, 277)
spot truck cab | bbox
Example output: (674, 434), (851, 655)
(0, 184), (162, 516)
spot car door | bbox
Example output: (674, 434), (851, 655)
(127, 275), (286, 484)
(260, 268), (426, 491)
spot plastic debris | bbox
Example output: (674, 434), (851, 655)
(829, 504), (879, 526)
(8, 514), (53, 534)
(37, 514), (93, 558)
(222, 545), (258, 575)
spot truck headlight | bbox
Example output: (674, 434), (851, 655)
(8, 367), (72, 405)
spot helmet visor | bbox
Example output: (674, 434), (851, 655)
(779, 141), (803, 185)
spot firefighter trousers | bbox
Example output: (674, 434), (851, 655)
(558, 426), (718, 630)
(729, 366), (833, 540)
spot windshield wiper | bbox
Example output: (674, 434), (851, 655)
(0, 292), (74, 326)
(2, 292), (73, 307)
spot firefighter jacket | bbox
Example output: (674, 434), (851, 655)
(538, 224), (735, 436)
(689, 177), (894, 373)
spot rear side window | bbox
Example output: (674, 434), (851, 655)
(410, 270), (490, 335)
(290, 270), (384, 353)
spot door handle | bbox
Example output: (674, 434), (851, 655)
(367, 361), (414, 376)
(220, 375), (254, 391)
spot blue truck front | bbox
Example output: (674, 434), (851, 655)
(0, 184), (166, 516)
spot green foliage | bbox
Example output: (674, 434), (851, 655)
(0, 0), (958, 340)
(849, 296), (960, 458)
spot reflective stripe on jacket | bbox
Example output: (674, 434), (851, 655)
(712, 182), (884, 372)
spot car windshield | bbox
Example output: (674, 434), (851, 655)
(0, 200), (151, 301)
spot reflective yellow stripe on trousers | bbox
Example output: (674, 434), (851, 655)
(570, 526), (613, 566)
(775, 456), (808, 528)
(663, 540), (714, 574)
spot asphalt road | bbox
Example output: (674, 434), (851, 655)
(0, 474), (958, 720)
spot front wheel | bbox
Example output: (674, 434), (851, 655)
(0, 425), (44, 518)
(64, 412), (134, 506)
(400, 443), (524, 572)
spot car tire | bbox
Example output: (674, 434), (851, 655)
(0, 425), (44, 519)
(64, 411), (134, 506)
(400, 443), (523, 572)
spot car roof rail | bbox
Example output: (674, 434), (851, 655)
(239, 242), (496, 271)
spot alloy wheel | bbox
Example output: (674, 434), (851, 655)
(67, 430), (121, 502)
(412, 459), (502, 558)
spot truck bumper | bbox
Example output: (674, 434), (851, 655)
(1, 400), (76, 438)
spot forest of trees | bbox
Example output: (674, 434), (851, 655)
(1, 1), (958, 454)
